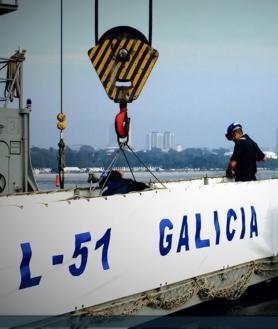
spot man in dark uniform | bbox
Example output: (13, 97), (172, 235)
(225, 122), (266, 181)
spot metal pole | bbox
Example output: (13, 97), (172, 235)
(60, 0), (63, 115)
(20, 61), (28, 192)
(59, 0), (65, 189)
(149, 0), (153, 45)
(95, 0), (99, 44)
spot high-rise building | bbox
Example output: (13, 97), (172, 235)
(146, 133), (152, 150)
(163, 131), (174, 150)
(146, 131), (163, 150)
(275, 127), (278, 154)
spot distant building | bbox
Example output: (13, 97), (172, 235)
(64, 167), (81, 173)
(146, 131), (174, 151)
(175, 144), (183, 152)
(276, 127), (278, 154)
(146, 131), (163, 150)
(264, 151), (277, 159)
(163, 131), (174, 151)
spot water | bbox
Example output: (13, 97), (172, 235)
(35, 169), (278, 192)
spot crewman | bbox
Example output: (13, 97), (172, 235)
(225, 122), (266, 181)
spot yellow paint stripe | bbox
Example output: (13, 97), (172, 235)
(99, 38), (126, 80)
(117, 40), (138, 80)
(110, 86), (118, 100)
(134, 58), (157, 98)
(126, 43), (148, 80)
(110, 41), (136, 100)
(101, 59), (115, 83)
(131, 50), (152, 87)
(96, 39), (118, 75)
(92, 39), (110, 67)
(105, 62), (122, 93)
(88, 46), (98, 60)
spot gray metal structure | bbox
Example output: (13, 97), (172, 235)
(0, 50), (38, 195)
(0, 0), (18, 15)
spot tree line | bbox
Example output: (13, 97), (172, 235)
(31, 146), (278, 172)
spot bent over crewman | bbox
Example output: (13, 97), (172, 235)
(225, 122), (266, 181)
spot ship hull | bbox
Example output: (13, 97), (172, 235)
(0, 177), (278, 316)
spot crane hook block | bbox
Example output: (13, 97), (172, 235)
(88, 26), (159, 103)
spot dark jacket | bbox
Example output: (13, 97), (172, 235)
(99, 171), (148, 196)
(231, 134), (265, 181)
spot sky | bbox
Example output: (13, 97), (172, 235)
(1, 0), (278, 150)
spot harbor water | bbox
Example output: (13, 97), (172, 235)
(35, 169), (278, 192)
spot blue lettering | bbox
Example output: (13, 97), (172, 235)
(69, 232), (91, 276)
(213, 211), (221, 245)
(177, 215), (189, 252)
(95, 228), (111, 270)
(195, 213), (210, 248)
(159, 219), (173, 256)
(240, 207), (246, 239)
(226, 209), (237, 241)
(250, 206), (258, 238)
(19, 243), (42, 290)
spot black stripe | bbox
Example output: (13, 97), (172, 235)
(116, 39), (136, 80)
(114, 40), (137, 101)
(122, 40), (144, 80)
(94, 40), (115, 72)
(130, 52), (155, 100)
(103, 39), (130, 89)
(98, 38), (125, 80)
(129, 46), (149, 83)
(107, 65), (121, 96)
(90, 41), (107, 65)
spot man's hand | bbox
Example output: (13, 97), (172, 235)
(226, 168), (234, 178)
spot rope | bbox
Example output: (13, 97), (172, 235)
(90, 148), (122, 195)
(149, 0), (153, 45)
(95, 0), (99, 44)
(57, 0), (65, 189)
(126, 144), (167, 189)
(80, 257), (278, 317)
(120, 147), (136, 181)
(197, 263), (255, 301)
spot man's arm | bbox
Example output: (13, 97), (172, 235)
(254, 143), (266, 161)
(226, 160), (237, 178)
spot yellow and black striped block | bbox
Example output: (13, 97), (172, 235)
(88, 36), (159, 103)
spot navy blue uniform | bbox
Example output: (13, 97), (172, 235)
(231, 134), (265, 181)
(99, 170), (148, 196)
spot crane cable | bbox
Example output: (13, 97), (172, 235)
(93, 0), (166, 190)
(57, 0), (66, 189)
(94, 0), (152, 46)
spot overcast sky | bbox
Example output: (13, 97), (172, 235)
(1, 0), (278, 150)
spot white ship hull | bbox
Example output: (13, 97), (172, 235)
(1, 177), (278, 316)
